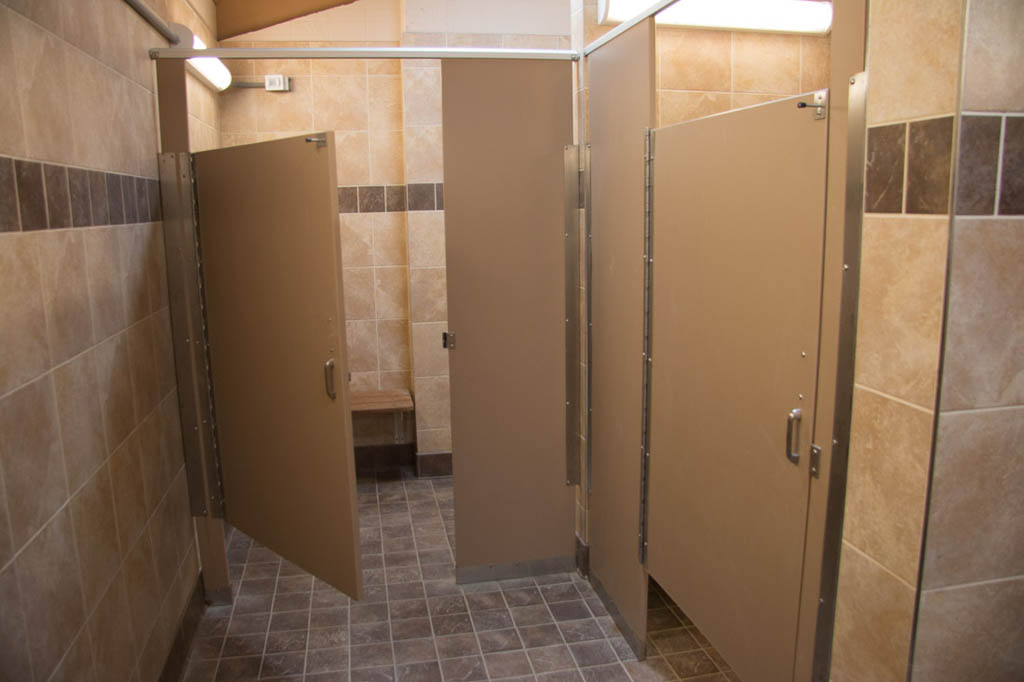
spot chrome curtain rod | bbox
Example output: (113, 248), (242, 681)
(149, 46), (579, 61)
(124, 0), (181, 44)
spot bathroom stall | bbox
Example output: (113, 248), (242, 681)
(155, 50), (577, 601)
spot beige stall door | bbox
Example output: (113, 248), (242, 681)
(194, 133), (362, 598)
(647, 95), (828, 682)
(587, 18), (656, 652)
(442, 59), (575, 578)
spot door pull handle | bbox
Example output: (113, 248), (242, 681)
(785, 408), (802, 465)
(324, 358), (337, 400)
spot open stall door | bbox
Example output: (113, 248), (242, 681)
(193, 133), (362, 598)
(587, 18), (656, 654)
(442, 59), (575, 579)
(647, 95), (829, 681)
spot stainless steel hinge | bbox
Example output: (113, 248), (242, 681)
(810, 444), (822, 478)
(442, 331), (455, 350)
(797, 90), (828, 120)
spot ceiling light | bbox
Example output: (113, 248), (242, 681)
(188, 34), (232, 91)
(598, 0), (833, 35)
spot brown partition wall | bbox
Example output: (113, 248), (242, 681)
(441, 60), (575, 579)
(586, 18), (656, 652)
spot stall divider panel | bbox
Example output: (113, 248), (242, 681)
(441, 59), (575, 580)
(193, 133), (362, 598)
(646, 94), (829, 682)
(586, 18), (656, 655)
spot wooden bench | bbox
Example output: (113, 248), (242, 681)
(350, 389), (414, 443)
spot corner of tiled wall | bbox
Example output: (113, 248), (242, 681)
(910, 1), (1024, 679)
(830, 0), (966, 680)
(0, 2), (210, 679)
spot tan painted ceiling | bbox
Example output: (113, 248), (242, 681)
(215, 0), (360, 40)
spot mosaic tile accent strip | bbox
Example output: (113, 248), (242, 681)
(339, 185), (445, 215)
(0, 155), (161, 232)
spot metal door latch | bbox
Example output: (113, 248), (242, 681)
(810, 444), (822, 478)
(442, 331), (455, 350)
(796, 90), (828, 120)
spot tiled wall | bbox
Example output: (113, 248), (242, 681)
(0, 1), (215, 679)
(830, 0), (964, 680)
(912, 1), (1024, 679)
(655, 28), (830, 127)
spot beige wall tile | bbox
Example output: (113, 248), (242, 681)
(127, 318), (159, 424)
(380, 371), (411, 390)
(378, 319), (411, 371)
(940, 218), (1024, 410)
(922, 407), (1024, 588)
(313, 75), (369, 131)
(0, 233), (51, 396)
(67, 51), (121, 172)
(0, 561), (32, 681)
(800, 35), (831, 92)
(119, 224), (155, 326)
(48, 626), (97, 682)
(342, 267), (376, 321)
(349, 371), (379, 392)
(108, 431), (146, 554)
(122, 530), (161, 654)
(373, 212), (408, 266)
(53, 349), (108, 492)
(407, 211), (446, 267)
(659, 91), (731, 127)
(88, 573), (137, 682)
(502, 34), (560, 49)
(15, 509), (87, 682)
(0, 9), (26, 157)
(402, 66), (442, 127)
(658, 28), (731, 92)
(35, 231), (93, 364)
(0, 478), (11, 567)
(961, 0), (1024, 112)
(912, 577), (1024, 681)
(10, 12), (75, 163)
(219, 87), (259, 134)
(310, 42), (367, 76)
(0, 376), (68, 551)
(69, 465), (121, 613)
(413, 376), (451, 429)
(369, 75), (403, 131)
(855, 215), (948, 408)
(412, 322), (449, 377)
(336, 131), (371, 185)
(446, 33), (503, 48)
(732, 32), (801, 95)
(257, 76), (314, 132)
(137, 410), (173, 518)
(866, 0), (963, 124)
(346, 320), (379, 373)
(340, 212), (375, 266)
(831, 542), (915, 682)
(403, 125), (444, 182)
(152, 309), (175, 398)
(416, 428), (451, 453)
(369, 129), (405, 184)
(94, 333), (137, 451)
(84, 227), (128, 342)
(220, 132), (260, 148)
(375, 265), (410, 319)
(410, 267), (447, 322)
(844, 388), (934, 584)
(368, 58), (401, 76)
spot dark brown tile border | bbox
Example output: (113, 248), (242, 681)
(956, 115), (1001, 215)
(355, 443), (416, 471)
(338, 183), (445, 215)
(865, 123), (906, 214)
(0, 155), (160, 232)
(906, 116), (954, 214)
(999, 116), (1024, 215)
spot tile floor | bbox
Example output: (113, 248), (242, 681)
(182, 469), (739, 682)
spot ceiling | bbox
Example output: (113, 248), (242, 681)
(214, 0), (360, 40)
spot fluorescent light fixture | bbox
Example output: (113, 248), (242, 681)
(597, 0), (833, 34)
(187, 34), (232, 91)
